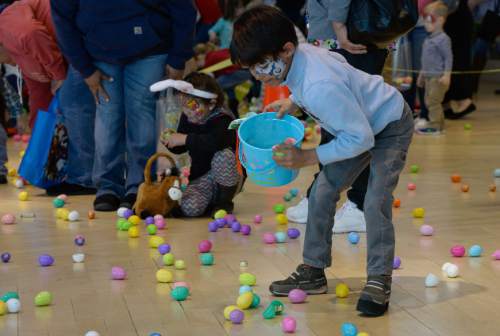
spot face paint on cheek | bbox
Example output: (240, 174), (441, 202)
(253, 58), (287, 80)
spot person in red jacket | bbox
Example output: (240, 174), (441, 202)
(0, 0), (66, 128)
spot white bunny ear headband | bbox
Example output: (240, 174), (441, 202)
(150, 79), (218, 99)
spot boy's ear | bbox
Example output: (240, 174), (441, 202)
(282, 42), (296, 58)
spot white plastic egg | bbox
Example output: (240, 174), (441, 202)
(117, 207), (128, 218)
(425, 273), (440, 287)
(72, 253), (85, 263)
(68, 211), (80, 222)
(441, 262), (452, 272)
(6, 298), (21, 313)
(14, 179), (24, 189)
(84, 331), (100, 336)
(445, 264), (459, 278)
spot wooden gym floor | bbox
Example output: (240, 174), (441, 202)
(1, 80), (500, 336)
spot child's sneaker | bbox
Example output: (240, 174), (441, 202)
(286, 197), (308, 224)
(269, 264), (328, 296)
(415, 127), (443, 135)
(356, 275), (392, 316)
(413, 118), (429, 131)
(333, 200), (366, 233)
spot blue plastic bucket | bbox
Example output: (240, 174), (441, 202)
(238, 112), (304, 187)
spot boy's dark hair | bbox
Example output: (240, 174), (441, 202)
(183, 72), (225, 108)
(218, 0), (241, 20)
(230, 5), (298, 66)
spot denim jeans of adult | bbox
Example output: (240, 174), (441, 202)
(59, 66), (96, 187)
(93, 54), (168, 197)
(303, 103), (413, 276)
(0, 125), (7, 176)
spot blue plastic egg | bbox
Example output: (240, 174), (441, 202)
(347, 232), (360, 244)
(341, 322), (358, 336)
(239, 285), (252, 295)
(468, 244), (483, 257)
(274, 231), (287, 243)
(290, 188), (299, 197)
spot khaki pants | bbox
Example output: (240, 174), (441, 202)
(424, 78), (449, 130)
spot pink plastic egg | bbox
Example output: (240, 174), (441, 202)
(1, 213), (16, 225)
(254, 215), (263, 224)
(154, 214), (164, 222)
(282, 316), (297, 333)
(21, 134), (30, 143)
(491, 250), (500, 260)
(155, 219), (166, 230)
(407, 183), (416, 191)
(111, 266), (127, 280)
(420, 224), (434, 236)
(288, 289), (307, 303)
(263, 232), (276, 244)
(450, 245), (466, 257)
(198, 240), (212, 253)
(13, 134), (22, 142)
(224, 214), (237, 224)
(57, 194), (67, 201)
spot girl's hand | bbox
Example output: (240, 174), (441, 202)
(264, 98), (298, 118)
(163, 133), (187, 148)
(272, 144), (318, 169)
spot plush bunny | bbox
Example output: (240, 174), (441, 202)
(134, 153), (183, 218)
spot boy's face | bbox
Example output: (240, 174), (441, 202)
(423, 12), (444, 33)
(248, 42), (295, 87)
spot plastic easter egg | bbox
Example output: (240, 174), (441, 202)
(84, 331), (100, 336)
(158, 244), (171, 255)
(0, 301), (7, 316)
(198, 240), (212, 253)
(275, 214), (288, 225)
(72, 253), (85, 263)
(18, 191), (29, 201)
(445, 263), (459, 278)
(53, 198), (65, 208)
(225, 214), (237, 225)
(263, 232), (276, 244)
(123, 209), (134, 219)
(171, 286), (189, 301)
(57, 208), (69, 220)
(273, 204), (285, 214)
(407, 183), (416, 191)
(290, 188), (299, 197)
(335, 283), (350, 298)
(489, 184), (497, 192)
(287, 228), (300, 239)
(21, 134), (30, 143)
(156, 269), (173, 283)
(282, 316), (297, 333)
(128, 215), (141, 226)
(239, 285), (252, 295)
(425, 273), (440, 287)
(239, 272), (256, 286)
(215, 218), (226, 228)
(464, 123), (472, 130)
(241, 224), (251, 235)
(250, 293), (261, 308)
(163, 253), (175, 266)
(240, 260), (248, 269)
(154, 214), (164, 222)
(14, 178), (24, 189)
(214, 209), (227, 219)
(341, 323), (358, 336)
(441, 262), (452, 272)
(1, 252), (11, 263)
(275, 231), (287, 243)
(288, 289), (307, 303)
(1, 291), (19, 302)
(34, 291), (52, 306)
(149, 333), (161, 336)
(224, 305), (238, 320)
(7, 168), (16, 177)
(208, 221), (218, 232)
(412, 208), (425, 218)
(231, 221), (242, 232)
(450, 245), (466, 257)
(420, 224), (434, 236)
(74, 235), (85, 246)
(155, 218), (166, 230)
(347, 232), (360, 244)
(393, 256), (402, 269)
(451, 174), (461, 183)
(147, 224), (157, 235)
(492, 250), (500, 260)
(461, 184), (470, 192)
(117, 207), (128, 217)
(88, 210), (96, 219)
(149, 236), (165, 248)
(13, 134), (21, 142)
(174, 260), (186, 270)
(284, 193), (293, 202)
(1, 213), (15, 225)
(56, 194), (67, 201)
(145, 216), (155, 225)
(68, 210), (80, 222)
(254, 215), (263, 224)
(111, 266), (127, 280)
(38, 254), (54, 267)
(393, 198), (401, 208)
(494, 168), (500, 178)
(230, 309), (244, 324)
(357, 333), (370, 336)
(468, 244), (482, 257)
(200, 253), (214, 265)
(128, 226), (139, 238)
(236, 292), (253, 309)
(410, 164), (419, 173)
(6, 298), (21, 313)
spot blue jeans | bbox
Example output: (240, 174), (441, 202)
(59, 66), (96, 187)
(93, 54), (168, 197)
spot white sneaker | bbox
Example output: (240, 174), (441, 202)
(286, 197), (308, 224)
(333, 200), (366, 234)
(414, 118), (429, 131)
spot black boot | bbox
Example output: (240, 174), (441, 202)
(212, 184), (239, 216)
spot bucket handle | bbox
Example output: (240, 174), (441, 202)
(238, 141), (278, 174)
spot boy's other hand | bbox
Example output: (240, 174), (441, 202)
(162, 133), (187, 149)
(439, 74), (451, 87)
(263, 98), (298, 118)
(272, 144), (318, 169)
(85, 70), (112, 104)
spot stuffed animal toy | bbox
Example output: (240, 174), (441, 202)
(134, 152), (183, 218)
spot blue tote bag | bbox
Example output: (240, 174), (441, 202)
(18, 95), (68, 189)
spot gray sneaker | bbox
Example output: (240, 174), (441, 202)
(356, 275), (392, 316)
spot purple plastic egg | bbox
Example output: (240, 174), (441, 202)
(231, 221), (241, 232)
(282, 316), (297, 333)
(74, 235), (86, 246)
(216, 218), (226, 228)
(241, 225), (251, 236)
(229, 309), (244, 324)
(1, 252), (11, 263)
(288, 289), (307, 303)
(38, 254), (54, 267)
(154, 214), (164, 222)
(287, 228), (300, 239)
(145, 216), (155, 225)
(198, 240), (212, 253)
(450, 245), (466, 257)
(111, 266), (127, 280)
(123, 209), (134, 219)
(225, 214), (237, 225)
(254, 215), (263, 224)
(393, 256), (401, 269)
(158, 244), (171, 255)
(420, 224), (434, 236)
(208, 221), (218, 232)
(263, 232), (276, 244)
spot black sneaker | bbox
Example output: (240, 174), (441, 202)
(269, 264), (328, 296)
(46, 182), (96, 196)
(444, 104), (476, 120)
(356, 275), (392, 317)
(93, 194), (120, 212)
(120, 193), (137, 209)
(0, 175), (7, 184)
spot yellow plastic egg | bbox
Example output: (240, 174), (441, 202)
(7, 168), (17, 177)
(275, 213), (288, 225)
(214, 209), (227, 219)
(412, 207), (425, 218)
(19, 150), (25, 158)
(236, 292), (253, 310)
(57, 208), (69, 220)
(128, 215), (141, 226)
(223, 305), (238, 320)
(128, 226), (139, 238)
(357, 333), (369, 336)
(175, 260), (186, 270)
(335, 283), (350, 298)
(149, 236), (165, 248)
(239, 272), (256, 286)
(0, 301), (7, 316)
(18, 191), (29, 201)
(156, 269), (173, 283)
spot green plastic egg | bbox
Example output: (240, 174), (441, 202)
(171, 286), (189, 301)
(273, 204), (285, 214)
(52, 198), (65, 208)
(163, 253), (175, 266)
(34, 291), (52, 306)
(1, 291), (19, 302)
(464, 123), (472, 130)
(239, 272), (256, 286)
(116, 218), (128, 230)
(410, 165), (419, 174)
(147, 224), (157, 235)
(200, 253), (214, 265)
(250, 293), (261, 308)
(283, 193), (293, 202)
(119, 221), (132, 231)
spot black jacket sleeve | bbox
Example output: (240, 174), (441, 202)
(185, 115), (235, 156)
